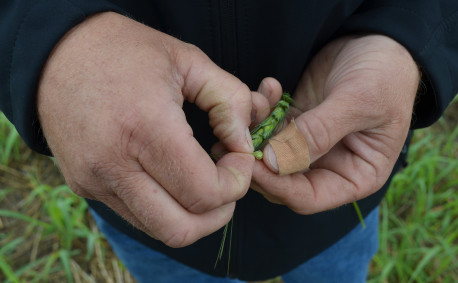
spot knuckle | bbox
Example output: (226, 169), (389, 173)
(86, 157), (132, 195)
(118, 114), (149, 158)
(297, 113), (332, 156)
(162, 227), (193, 248)
(282, 179), (316, 215)
(290, 205), (311, 215)
(286, 197), (309, 215)
(184, 195), (217, 214)
(181, 42), (203, 56)
(174, 41), (207, 71)
(87, 158), (115, 181)
(178, 177), (220, 213)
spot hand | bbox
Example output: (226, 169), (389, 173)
(37, 12), (261, 247)
(252, 35), (420, 214)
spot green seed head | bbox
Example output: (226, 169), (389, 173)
(250, 92), (293, 153)
(252, 135), (264, 150)
(281, 93), (294, 105)
(262, 123), (276, 139)
(253, 150), (263, 160)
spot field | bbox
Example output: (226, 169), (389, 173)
(0, 98), (457, 282)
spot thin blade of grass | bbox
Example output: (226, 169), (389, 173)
(11, 254), (54, 279)
(214, 222), (229, 269)
(0, 187), (13, 201)
(352, 202), (366, 228)
(2, 128), (19, 165)
(59, 249), (74, 283)
(0, 210), (51, 229)
(408, 246), (441, 283)
(0, 237), (24, 255)
(227, 217), (233, 275)
(39, 252), (59, 283)
(0, 256), (20, 283)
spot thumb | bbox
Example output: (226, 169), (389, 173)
(177, 46), (253, 154)
(263, 97), (365, 173)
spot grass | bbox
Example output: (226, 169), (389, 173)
(368, 97), (458, 283)
(0, 96), (457, 282)
(0, 112), (134, 283)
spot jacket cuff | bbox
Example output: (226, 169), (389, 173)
(336, 4), (458, 129)
(9, 1), (125, 155)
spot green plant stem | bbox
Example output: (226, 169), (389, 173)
(352, 202), (366, 229)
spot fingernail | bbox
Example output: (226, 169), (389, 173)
(264, 144), (279, 173)
(258, 80), (271, 100)
(246, 128), (254, 151)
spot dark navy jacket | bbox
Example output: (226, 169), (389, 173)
(1, 1), (457, 280)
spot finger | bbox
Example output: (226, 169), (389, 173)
(138, 104), (254, 214)
(113, 171), (236, 248)
(251, 77), (284, 126)
(262, 95), (370, 173)
(252, 156), (362, 214)
(210, 77), (283, 155)
(250, 180), (283, 205)
(312, 130), (398, 190)
(253, 129), (400, 213)
(251, 92), (271, 126)
(257, 77), (284, 107)
(262, 120), (310, 175)
(210, 142), (227, 160)
(177, 47), (253, 153)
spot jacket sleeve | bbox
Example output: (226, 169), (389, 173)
(337, 0), (458, 129)
(0, 1), (125, 155)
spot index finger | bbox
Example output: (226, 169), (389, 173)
(176, 45), (254, 153)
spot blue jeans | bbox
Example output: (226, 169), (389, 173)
(91, 207), (379, 283)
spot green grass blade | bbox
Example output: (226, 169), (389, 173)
(352, 202), (366, 228)
(0, 237), (24, 255)
(227, 217), (234, 275)
(0, 187), (13, 201)
(58, 249), (74, 283)
(214, 222), (229, 269)
(0, 210), (51, 229)
(39, 252), (59, 283)
(11, 254), (54, 279)
(1, 128), (19, 165)
(408, 246), (441, 283)
(0, 256), (20, 283)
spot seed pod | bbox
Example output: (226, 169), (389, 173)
(250, 93), (293, 155)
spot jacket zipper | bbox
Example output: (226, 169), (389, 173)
(218, 0), (239, 278)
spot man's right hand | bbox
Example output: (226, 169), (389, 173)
(37, 12), (257, 248)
